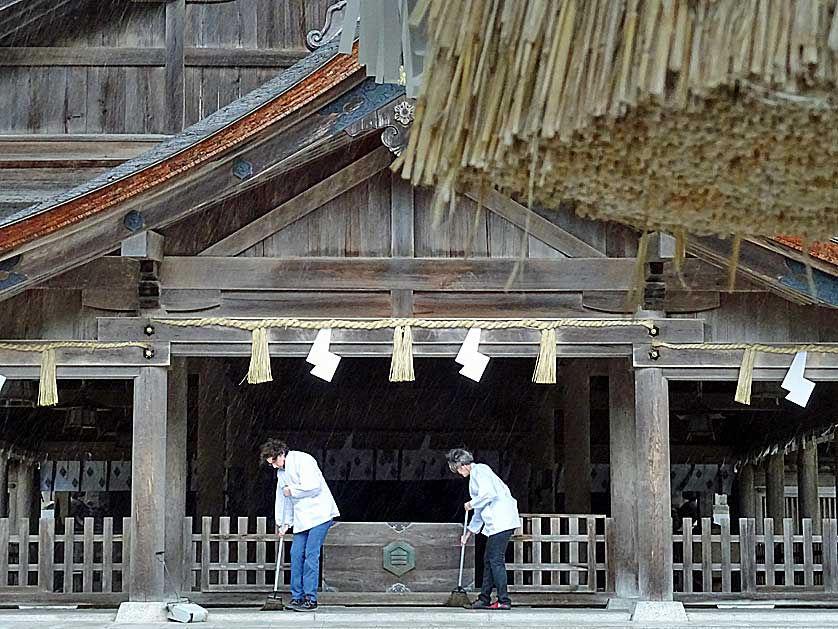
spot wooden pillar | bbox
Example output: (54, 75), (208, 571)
(797, 444), (821, 534)
(608, 359), (639, 599)
(165, 357), (188, 592)
(634, 367), (672, 601)
(130, 366), (168, 601)
(0, 448), (8, 518)
(736, 463), (756, 520)
(531, 388), (556, 511)
(196, 358), (226, 518)
(563, 362), (591, 513)
(765, 453), (785, 535)
(15, 458), (34, 527)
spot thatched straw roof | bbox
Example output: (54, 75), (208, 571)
(398, 0), (838, 240)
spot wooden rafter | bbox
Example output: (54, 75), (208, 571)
(199, 146), (394, 256)
(463, 187), (604, 258)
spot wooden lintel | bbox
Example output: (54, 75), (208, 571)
(465, 187), (604, 258)
(98, 317), (702, 344)
(634, 344), (838, 370)
(0, 343), (170, 368)
(159, 255), (748, 294)
(199, 147), (394, 256)
(0, 366), (144, 379)
(0, 47), (308, 68)
(163, 256), (638, 291)
(39, 257), (139, 290)
(661, 368), (838, 382)
(169, 342), (633, 359)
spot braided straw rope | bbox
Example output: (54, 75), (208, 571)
(0, 341), (152, 406)
(651, 341), (838, 355)
(0, 341), (150, 352)
(651, 340), (838, 405)
(154, 317), (655, 385)
(153, 317), (656, 332)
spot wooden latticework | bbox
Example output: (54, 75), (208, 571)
(401, 0), (838, 240)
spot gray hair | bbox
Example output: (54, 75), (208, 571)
(446, 448), (474, 473)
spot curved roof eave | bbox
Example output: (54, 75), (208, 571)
(0, 37), (361, 257)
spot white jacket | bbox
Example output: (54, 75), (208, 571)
(275, 451), (340, 533)
(467, 463), (521, 537)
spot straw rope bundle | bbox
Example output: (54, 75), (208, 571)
(400, 0), (838, 240)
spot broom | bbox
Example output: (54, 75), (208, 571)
(445, 511), (471, 607)
(261, 531), (285, 611)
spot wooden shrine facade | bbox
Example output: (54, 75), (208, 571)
(2, 2), (838, 607)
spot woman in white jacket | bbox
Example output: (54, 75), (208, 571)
(261, 439), (340, 612)
(447, 448), (520, 610)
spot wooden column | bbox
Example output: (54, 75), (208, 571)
(563, 362), (591, 513)
(765, 453), (785, 535)
(165, 357), (188, 592)
(609, 359), (639, 599)
(797, 445), (821, 534)
(130, 366), (168, 600)
(0, 448), (8, 518)
(15, 459), (34, 526)
(634, 367), (673, 601)
(530, 388), (556, 511)
(196, 358), (226, 519)
(164, 0), (185, 133)
(736, 463), (756, 520)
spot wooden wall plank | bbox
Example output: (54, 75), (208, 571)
(164, 0), (186, 133)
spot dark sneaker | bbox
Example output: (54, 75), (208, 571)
(489, 601), (511, 610)
(300, 596), (317, 612)
(469, 599), (491, 610)
(283, 598), (304, 611)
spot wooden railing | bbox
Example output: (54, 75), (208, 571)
(0, 517), (130, 594)
(185, 516), (287, 593)
(673, 517), (838, 595)
(508, 514), (611, 593)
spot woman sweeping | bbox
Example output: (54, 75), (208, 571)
(447, 448), (520, 610)
(262, 438), (339, 612)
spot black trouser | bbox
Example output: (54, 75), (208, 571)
(478, 528), (515, 605)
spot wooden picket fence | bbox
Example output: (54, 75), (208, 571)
(673, 517), (838, 595)
(508, 514), (611, 592)
(0, 517), (130, 594)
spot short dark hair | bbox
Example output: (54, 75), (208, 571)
(260, 438), (288, 463)
(446, 448), (474, 473)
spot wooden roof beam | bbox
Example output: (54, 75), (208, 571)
(199, 146), (393, 256)
(158, 256), (733, 293)
(463, 187), (605, 258)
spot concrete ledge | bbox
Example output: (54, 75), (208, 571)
(114, 601), (168, 624)
(631, 601), (687, 623)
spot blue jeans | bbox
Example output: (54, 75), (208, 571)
(289, 519), (332, 601)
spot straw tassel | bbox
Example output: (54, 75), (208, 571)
(38, 349), (58, 407)
(735, 347), (758, 405)
(532, 329), (557, 384)
(389, 325), (415, 382)
(247, 328), (273, 384)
